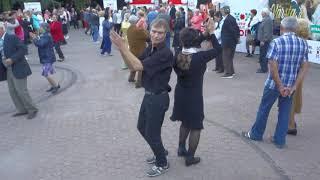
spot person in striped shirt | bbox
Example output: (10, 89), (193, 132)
(242, 17), (309, 149)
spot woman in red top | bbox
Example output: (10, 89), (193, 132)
(49, 14), (65, 62)
(15, 11), (25, 41)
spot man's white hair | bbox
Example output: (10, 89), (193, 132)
(0, 22), (5, 31)
(281, 16), (298, 31)
(261, 8), (270, 16)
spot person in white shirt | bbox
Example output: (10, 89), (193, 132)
(245, 9), (260, 57)
(213, 11), (224, 73)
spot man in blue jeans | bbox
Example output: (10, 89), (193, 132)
(242, 17), (309, 149)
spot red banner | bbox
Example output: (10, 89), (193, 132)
(130, 0), (152, 4)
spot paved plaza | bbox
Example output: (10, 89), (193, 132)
(0, 30), (319, 180)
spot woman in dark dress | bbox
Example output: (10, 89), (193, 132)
(170, 27), (221, 166)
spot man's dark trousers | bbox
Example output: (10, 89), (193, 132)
(222, 46), (236, 75)
(54, 42), (64, 59)
(259, 41), (270, 72)
(137, 92), (169, 167)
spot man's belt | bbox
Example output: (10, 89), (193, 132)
(145, 90), (168, 95)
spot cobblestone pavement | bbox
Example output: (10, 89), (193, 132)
(0, 30), (319, 180)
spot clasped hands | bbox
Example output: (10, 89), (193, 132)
(4, 58), (13, 66)
(279, 85), (295, 97)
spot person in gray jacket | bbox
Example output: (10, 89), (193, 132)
(257, 8), (273, 73)
(0, 22), (38, 119)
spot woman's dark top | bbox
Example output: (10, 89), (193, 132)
(33, 32), (56, 64)
(170, 34), (221, 129)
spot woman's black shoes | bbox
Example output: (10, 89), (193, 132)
(185, 156), (201, 166)
(287, 129), (297, 136)
(287, 122), (297, 136)
(177, 147), (188, 157)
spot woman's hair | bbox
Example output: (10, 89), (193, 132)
(138, 10), (145, 17)
(250, 9), (257, 15)
(104, 12), (109, 20)
(214, 11), (222, 19)
(179, 27), (203, 48)
(296, 18), (310, 39)
(209, 9), (215, 18)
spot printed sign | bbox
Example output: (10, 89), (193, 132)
(24, 2), (42, 12)
(103, 0), (118, 11)
(307, 40), (320, 64)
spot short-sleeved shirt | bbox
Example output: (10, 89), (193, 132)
(139, 42), (174, 94)
(265, 32), (308, 90)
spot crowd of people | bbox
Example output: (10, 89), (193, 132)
(0, 2), (311, 178)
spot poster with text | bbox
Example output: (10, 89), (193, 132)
(103, 0), (118, 11)
(24, 2), (42, 12)
(269, 0), (320, 41)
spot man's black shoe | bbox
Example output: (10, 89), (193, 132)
(27, 111), (38, 119)
(12, 112), (28, 117)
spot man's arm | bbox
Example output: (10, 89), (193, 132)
(269, 60), (287, 96)
(111, 31), (143, 71)
(263, 19), (273, 42)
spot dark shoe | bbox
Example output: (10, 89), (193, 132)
(221, 74), (234, 79)
(57, 58), (65, 62)
(51, 84), (61, 94)
(212, 68), (218, 71)
(287, 129), (297, 136)
(146, 150), (169, 164)
(146, 163), (169, 177)
(177, 146), (188, 157)
(216, 70), (224, 74)
(135, 83), (142, 88)
(245, 53), (252, 57)
(27, 110), (38, 119)
(12, 112), (28, 117)
(185, 156), (201, 166)
(46, 86), (55, 92)
(256, 69), (267, 73)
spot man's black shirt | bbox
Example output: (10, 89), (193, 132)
(139, 42), (173, 94)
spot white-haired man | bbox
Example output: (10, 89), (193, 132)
(242, 17), (309, 149)
(257, 8), (273, 73)
(0, 22), (38, 119)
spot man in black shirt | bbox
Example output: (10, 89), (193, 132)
(110, 18), (173, 177)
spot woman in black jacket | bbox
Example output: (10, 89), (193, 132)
(171, 27), (221, 166)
